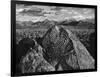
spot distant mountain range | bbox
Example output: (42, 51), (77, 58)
(16, 18), (95, 29)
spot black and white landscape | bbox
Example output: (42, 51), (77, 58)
(15, 3), (96, 74)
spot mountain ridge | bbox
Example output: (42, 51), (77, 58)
(16, 18), (95, 29)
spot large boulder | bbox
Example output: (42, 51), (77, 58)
(42, 25), (95, 70)
(66, 29), (95, 69)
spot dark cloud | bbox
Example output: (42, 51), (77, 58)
(42, 12), (52, 15)
(19, 7), (45, 16)
(51, 7), (62, 11)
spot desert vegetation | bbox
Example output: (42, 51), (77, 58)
(16, 27), (95, 58)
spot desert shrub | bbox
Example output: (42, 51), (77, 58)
(16, 28), (95, 58)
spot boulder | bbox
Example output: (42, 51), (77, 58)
(42, 25), (94, 70)
(20, 44), (55, 73)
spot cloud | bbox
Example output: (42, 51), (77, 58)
(51, 7), (62, 11)
(16, 5), (45, 16)
(16, 4), (95, 22)
(83, 9), (94, 14)
(73, 15), (85, 20)
(20, 9), (44, 16)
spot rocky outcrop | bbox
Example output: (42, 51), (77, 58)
(20, 44), (55, 73)
(42, 25), (94, 70)
(19, 25), (95, 74)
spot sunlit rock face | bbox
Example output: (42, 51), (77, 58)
(67, 30), (95, 69)
(42, 26), (80, 70)
(42, 25), (94, 70)
(42, 26), (71, 57)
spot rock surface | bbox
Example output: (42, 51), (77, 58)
(20, 44), (55, 73)
(42, 26), (94, 70)
(66, 29), (95, 69)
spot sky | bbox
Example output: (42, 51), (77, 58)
(16, 4), (95, 22)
